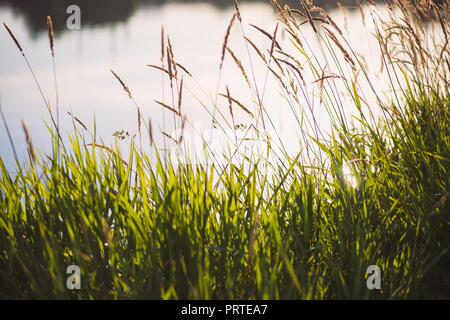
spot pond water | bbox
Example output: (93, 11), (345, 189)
(0, 0), (390, 170)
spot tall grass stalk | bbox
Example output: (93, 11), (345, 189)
(0, 0), (448, 299)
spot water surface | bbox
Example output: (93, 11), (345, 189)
(0, 0), (388, 169)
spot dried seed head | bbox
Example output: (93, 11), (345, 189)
(226, 47), (251, 89)
(275, 58), (304, 84)
(147, 64), (170, 75)
(233, 0), (242, 22)
(162, 131), (178, 144)
(269, 23), (279, 59)
(249, 24), (281, 50)
(272, 70), (288, 92)
(299, 0), (317, 33)
(284, 4), (300, 29)
(166, 47), (173, 85)
(167, 36), (177, 78)
(220, 13), (237, 70)
(312, 5), (343, 36)
(67, 112), (88, 130)
(323, 27), (356, 71)
(219, 93), (254, 118)
(3, 23), (23, 54)
(244, 36), (267, 63)
(270, 0), (283, 14)
(154, 99), (182, 117)
(226, 85), (234, 119)
(47, 16), (55, 57)
(110, 69), (132, 99)
(21, 119), (35, 163)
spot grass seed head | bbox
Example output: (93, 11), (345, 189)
(3, 23), (23, 54)
(220, 13), (237, 70)
(47, 16), (55, 57)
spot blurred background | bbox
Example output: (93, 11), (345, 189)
(0, 1), (363, 33)
(0, 0), (379, 169)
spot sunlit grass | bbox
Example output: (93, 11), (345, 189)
(0, 0), (449, 299)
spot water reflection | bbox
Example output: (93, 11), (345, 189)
(0, 0), (141, 34)
(0, 0), (363, 34)
(0, 0), (390, 171)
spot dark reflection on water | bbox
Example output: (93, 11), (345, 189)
(0, 0), (363, 35)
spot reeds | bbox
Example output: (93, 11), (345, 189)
(249, 24), (281, 50)
(3, 23), (23, 54)
(220, 13), (237, 70)
(3, 22), (64, 151)
(154, 99), (182, 117)
(218, 93), (254, 118)
(0, 0), (449, 300)
(226, 47), (251, 88)
(233, 0), (242, 22)
(46, 16), (55, 57)
(110, 69), (132, 99)
(323, 26), (356, 71)
(20, 119), (35, 163)
(67, 112), (88, 131)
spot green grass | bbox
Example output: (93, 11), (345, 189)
(0, 0), (449, 299)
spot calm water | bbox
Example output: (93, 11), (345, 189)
(0, 0), (386, 169)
